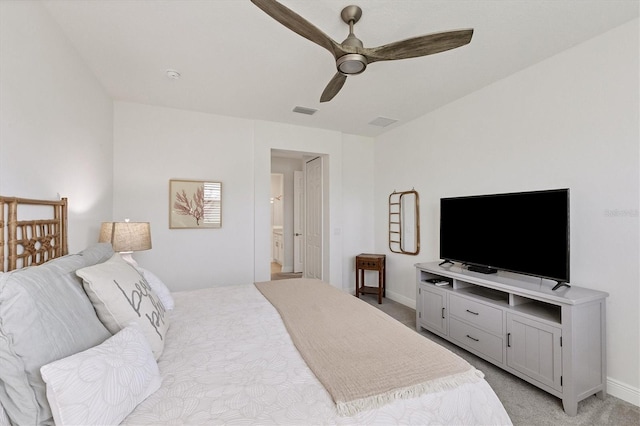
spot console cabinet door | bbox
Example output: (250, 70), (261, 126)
(418, 285), (447, 335)
(506, 313), (562, 392)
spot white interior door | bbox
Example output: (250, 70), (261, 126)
(304, 157), (322, 279)
(293, 170), (304, 273)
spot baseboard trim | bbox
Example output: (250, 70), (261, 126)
(608, 377), (640, 407)
(386, 290), (416, 310)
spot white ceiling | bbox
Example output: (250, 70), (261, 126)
(42, 0), (638, 137)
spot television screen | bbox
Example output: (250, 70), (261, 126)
(440, 189), (569, 283)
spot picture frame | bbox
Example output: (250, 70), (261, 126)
(169, 179), (222, 229)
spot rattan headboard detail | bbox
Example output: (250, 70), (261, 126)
(0, 197), (68, 272)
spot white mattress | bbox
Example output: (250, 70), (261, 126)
(123, 284), (512, 425)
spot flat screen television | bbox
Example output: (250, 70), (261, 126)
(440, 189), (569, 288)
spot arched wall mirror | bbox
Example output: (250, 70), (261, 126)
(389, 189), (420, 255)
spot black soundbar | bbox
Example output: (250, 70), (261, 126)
(467, 265), (498, 274)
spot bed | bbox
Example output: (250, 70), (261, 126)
(0, 196), (512, 425)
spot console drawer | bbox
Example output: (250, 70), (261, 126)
(356, 256), (384, 270)
(449, 318), (504, 363)
(449, 294), (503, 335)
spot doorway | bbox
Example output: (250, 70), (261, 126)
(270, 150), (324, 280)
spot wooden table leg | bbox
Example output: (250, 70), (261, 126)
(382, 266), (386, 297)
(377, 267), (383, 304)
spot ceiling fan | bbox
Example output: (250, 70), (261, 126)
(250, 0), (473, 102)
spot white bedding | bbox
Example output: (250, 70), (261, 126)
(123, 284), (512, 425)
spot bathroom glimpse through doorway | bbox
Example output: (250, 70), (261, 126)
(270, 150), (324, 281)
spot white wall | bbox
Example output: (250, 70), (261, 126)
(113, 102), (255, 290)
(114, 103), (376, 292)
(270, 172), (284, 229)
(0, 1), (113, 252)
(374, 19), (639, 403)
(341, 134), (376, 290)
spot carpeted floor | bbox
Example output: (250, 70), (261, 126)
(359, 293), (640, 426)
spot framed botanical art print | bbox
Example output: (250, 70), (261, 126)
(169, 179), (222, 229)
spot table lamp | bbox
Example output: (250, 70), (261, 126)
(99, 219), (151, 266)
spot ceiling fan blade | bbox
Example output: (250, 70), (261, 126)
(364, 29), (473, 63)
(251, 0), (344, 58)
(320, 73), (347, 103)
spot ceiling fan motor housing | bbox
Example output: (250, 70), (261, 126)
(337, 22), (367, 75)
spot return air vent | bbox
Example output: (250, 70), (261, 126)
(369, 116), (398, 127)
(292, 106), (318, 115)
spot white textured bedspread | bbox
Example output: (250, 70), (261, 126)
(122, 284), (512, 425)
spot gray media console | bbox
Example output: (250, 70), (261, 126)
(415, 261), (608, 416)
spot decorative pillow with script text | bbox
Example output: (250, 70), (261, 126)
(77, 254), (168, 359)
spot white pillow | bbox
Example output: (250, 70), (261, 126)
(40, 324), (161, 426)
(76, 253), (169, 359)
(0, 403), (10, 426)
(0, 250), (113, 425)
(135, 266), (174, 310)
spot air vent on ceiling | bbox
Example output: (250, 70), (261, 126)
(293, 106), (318, 115)
(369, 116), (398, 127)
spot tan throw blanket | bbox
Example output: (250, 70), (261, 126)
(255, 278), (483, 416)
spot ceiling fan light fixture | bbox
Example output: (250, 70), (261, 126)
(337, 54), (367, 75)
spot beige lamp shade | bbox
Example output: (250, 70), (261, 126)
(99, 222), (152, 252)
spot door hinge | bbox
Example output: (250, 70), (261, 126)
(560, 376), (563, 386)
(560, 336), (563, 347)
(419, 288), (421, 295)
(418, 312), (421, 318)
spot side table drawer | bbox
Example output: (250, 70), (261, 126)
(449, 294), (503, 335)
(449, 318), (504, 364)
(357, 258), (383, 270)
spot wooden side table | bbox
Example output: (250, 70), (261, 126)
(355, 253), (386, 304)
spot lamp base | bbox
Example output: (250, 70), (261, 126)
(119, 252), (138, 267)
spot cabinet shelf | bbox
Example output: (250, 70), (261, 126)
(459, 285), (509, 304)
(511, 298), (561, 324)
(420, 280), (453, 290)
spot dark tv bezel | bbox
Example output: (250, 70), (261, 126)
(439, 188), (570, 284)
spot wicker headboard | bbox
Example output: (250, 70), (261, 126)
(0, 197), (68, 272)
